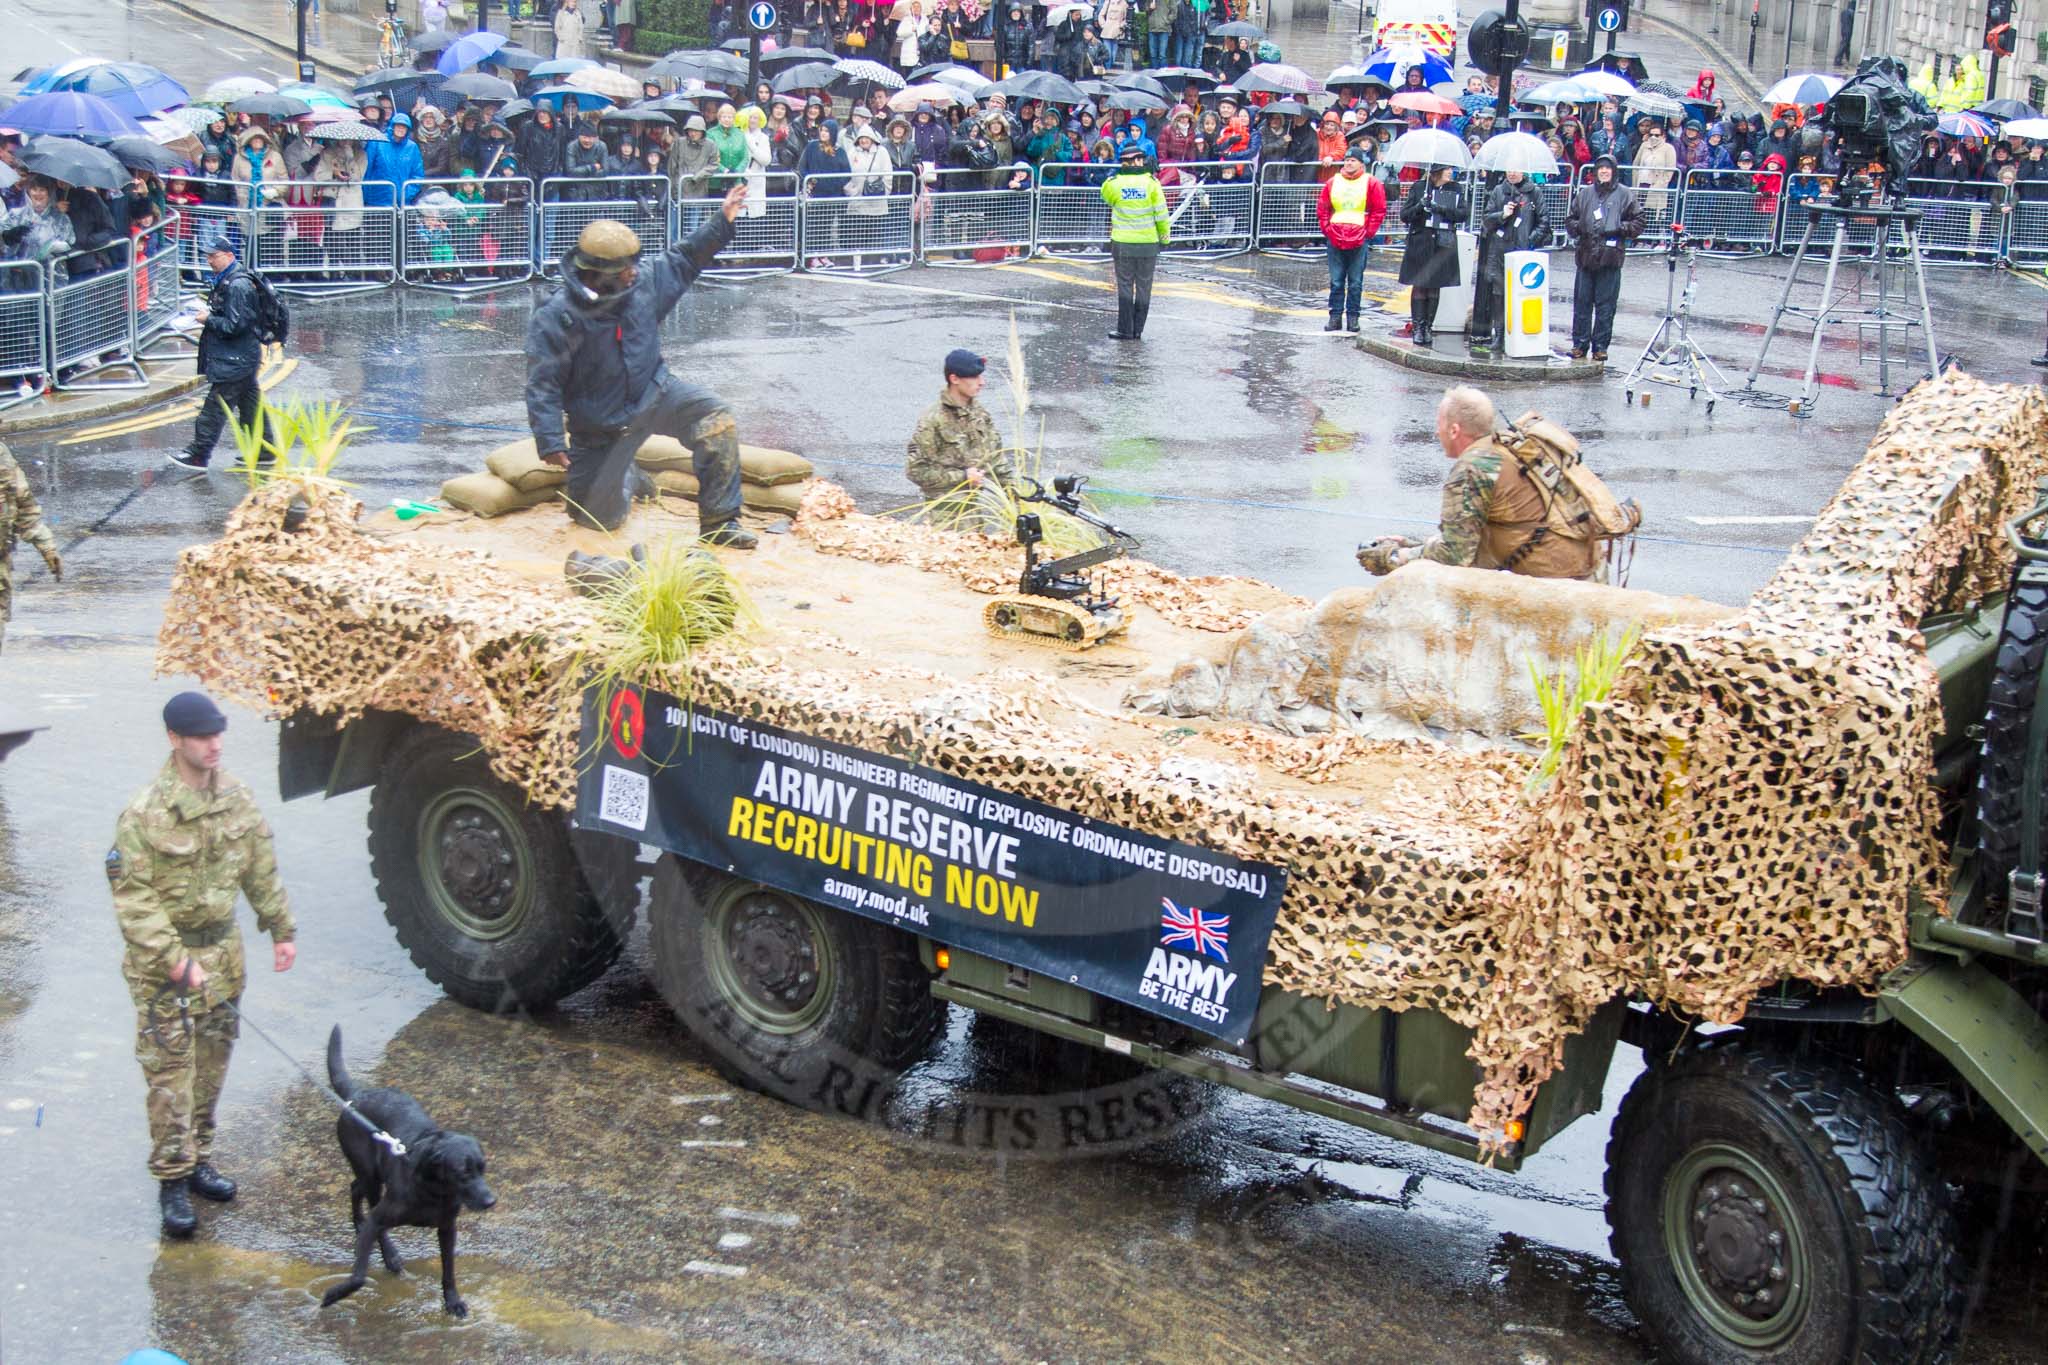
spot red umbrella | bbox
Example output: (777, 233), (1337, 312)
(1390, 90), (1461, 117)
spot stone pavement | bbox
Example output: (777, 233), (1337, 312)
(0, 360), (204, 438)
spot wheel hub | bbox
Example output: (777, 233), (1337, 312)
(417, 789), (534, 941)
(1663, 1143), (1807, 1346)
(726, 894), (821, 1014)
(1692, 1176), (1789, 1317)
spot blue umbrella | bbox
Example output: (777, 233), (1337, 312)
(4, 90), (148, 141)
(437, 30), (509, 75)
(24, 60), (187, 118)
(1362, 45), (1453, 90)
(529, 57), (598, 79)
(528, 84), (614, 110)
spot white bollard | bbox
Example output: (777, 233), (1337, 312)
(1503, 249), (1552, 359)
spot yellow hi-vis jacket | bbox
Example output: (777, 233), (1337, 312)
(1102, 168), (1171, 245)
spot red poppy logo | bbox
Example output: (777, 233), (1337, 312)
(608, 688), (644, 760)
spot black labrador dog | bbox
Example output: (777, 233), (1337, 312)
(319, 1025), (497, 1317)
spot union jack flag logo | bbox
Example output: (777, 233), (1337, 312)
(1160, 898), (1230, 963)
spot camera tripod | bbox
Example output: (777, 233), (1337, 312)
(1622, 230), (1724, 415)
(1742, 199), (1940, 413)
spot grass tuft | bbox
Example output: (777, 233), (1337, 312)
(1522, 625), (1639, 793)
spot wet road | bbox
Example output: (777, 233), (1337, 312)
(9, 226), (2048, 1361)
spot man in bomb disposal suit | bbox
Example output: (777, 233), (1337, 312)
(110, 691), (297, 1238)
(524, 182), (757, 547)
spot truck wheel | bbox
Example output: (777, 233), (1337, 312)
(1606, 1045), (1960, 1365)
(647, 856), (944, 1110)
(368, 727), (628, 1012)
(1975, 573), (2048, 906)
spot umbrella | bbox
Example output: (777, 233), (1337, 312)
(105, 134), (183, 173)
(437, 30), (509, 75)
(932, 66), (994, 93)
(1626, 91), (1686, 120)
(353, 68), (434, 94)
(1262, 98), (1308, 117)
(988, 70), (1084, 104)
(276, 82), (359, 112)
(1044, 1), (1091, 21)
(1637, 78), (1686, 97)
(2002, 117), (2048, 139)
(497, 98), (534, 121)
(567, 66), (646, 99)
(1210, 18), (1262, 37)
(888, 82), (965, 111)
(772, 62), (842, 93)
(1238, 62), (1323, 96)
(1938, 110), (1996, 139)
(408, 28), (463, 53)
(1325, 65), (1390, 92)
(530, 57), (598, 78)
(169, 105), (226, 132)
(1362, 44), (1452, 89)
(764, 47), (840, 70)
(231, 93), (314, 118)
(1109, 71), (1171, 98)
(649, 51), (747, 83)
(32, 61), (188, 118)
(1144, 66), (1217, 87)
(1522, 77), (1600, 105)
(528, 85), (616, 110)
(18, 136), (127, 189)
(1103, 89), (1168, 112)
(201, 75), (276, 104)
(1472, 130), (1558, 176)
(1763, 72), (1842, 106)
(1389, 90), (1460, 117)
(1977, 97), (2038, 121)
(492, 44), (546, 72)
(1572, 68), (1637, 98)
(442, 72), (519, 101)
(1585, 50), (1649, 83)
(602, 106), (675, 124)
(716, 36), (757, 51)
(4, 91), (147, 141)
(1382, 127), (1468, 170)
(307, 119), (385, 141)
(833, 58), (907, 89)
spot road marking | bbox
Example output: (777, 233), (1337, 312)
(1685, 514), (1813, 525)
(671, 1091), (733, 1104)
(996, 261), (1328, 316)
(57, 355), (295, 445)
(682, 1260), (748, 1278)
(697, 1114), (724, 1126)
(679, 1138), (748, 1148)
(718, 1206), (801, 1227)
(716, 1232), (755, 1251)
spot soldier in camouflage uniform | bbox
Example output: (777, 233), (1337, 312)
(1355, 386), (1599, 582)
(0, 441), (61, 653)
(906, 349), (1014, 503)
(110, 691), (296, 1238)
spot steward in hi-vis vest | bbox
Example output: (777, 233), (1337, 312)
(1101, 145), (1171, 341)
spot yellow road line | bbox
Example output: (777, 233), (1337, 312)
(994, 262), (1328, 317)
(58, 354), (295, 446)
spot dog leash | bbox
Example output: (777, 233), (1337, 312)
(148, 982), (408, 1157)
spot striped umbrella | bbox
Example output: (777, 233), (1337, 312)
(1937, 110), (1996, 139)
(1362, 45), (1452, 89)
(832, 58), (906, 89)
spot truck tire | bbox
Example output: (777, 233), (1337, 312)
(647, 855), (945, 1110)
(1975, 573), (2048, 908)
(367, 727), (630, 1012)
(1605, 1045), (1960, 1365)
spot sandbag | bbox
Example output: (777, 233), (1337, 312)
(441, 472), (560, 518)
(486, 445), (567, 492)
(652, 469), (809, 516)
(634, 438), (813, 487)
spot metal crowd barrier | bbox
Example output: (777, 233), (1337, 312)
(47, 237), (145, 391)
(401, 177), (536, 292)
(1253, 162), (1329, 257)
(0, 261), (47, 411)
(688, 171), (801, 279)
(132, 225), (189, 361)
(538, 175), (672, 278)
(799, 172), (915, 275)
(1777, 176), (1901, 257)
(1607, 162), (1678, 251)
(1163, 161), (1256, 256)
(1035, 165), (1112, 258)
(1902, 178), (2006, 263)
(1676, 168), (1779, 255)
(922, 168), (1034, 266)
(2012, 199), (2048, 266)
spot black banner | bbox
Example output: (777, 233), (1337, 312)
(573, 687), (1288, 1044)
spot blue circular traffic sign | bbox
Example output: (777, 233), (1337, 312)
(1596, 6), (1622, 30)
(749, 0), (777, 29)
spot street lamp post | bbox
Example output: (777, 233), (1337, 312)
(1782, 0), (1800, 77)
(295, 0), (314, 83)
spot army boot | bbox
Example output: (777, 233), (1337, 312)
(160, 1177), (198, 1238)
(189, 1162), (237, 1202)
(700, 520), (758, 550)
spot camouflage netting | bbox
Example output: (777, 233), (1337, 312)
(156, 372), (2048, 1149)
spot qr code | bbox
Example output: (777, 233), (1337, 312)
(599, 764), (649, 832)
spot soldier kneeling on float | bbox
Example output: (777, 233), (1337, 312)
(524, 183), (757, 547)
(1356, 386), (1640, 583)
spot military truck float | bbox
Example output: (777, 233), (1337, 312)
(161, 371), (2048, 1363)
